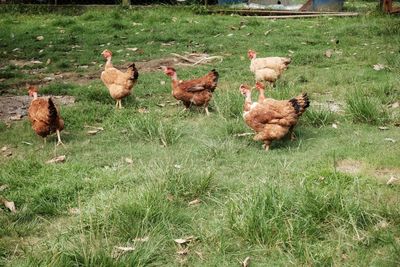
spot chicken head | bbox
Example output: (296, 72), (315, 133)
(101, 49), (112, 59)
(239, 84), (251, 96)
(28, 85), (38, 97)
(161, 66), (176, 77)
(247, 50), (256, 60)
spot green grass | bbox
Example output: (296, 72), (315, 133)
(1, 3), (400, 266)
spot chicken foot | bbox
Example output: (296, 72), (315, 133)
(115, 99), (123, 109)
(56, 129), (65, 147)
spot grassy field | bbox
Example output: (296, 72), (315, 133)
(0, 3), (400, 266)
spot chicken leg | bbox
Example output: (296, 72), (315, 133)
(56, 129), (65, 147)
(204, 106), (210, 116)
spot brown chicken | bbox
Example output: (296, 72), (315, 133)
(162, 66), (219, 116)
(101, 49), (139, 109)
(27, 85), (65, 146)
(239, 83), (309, 151)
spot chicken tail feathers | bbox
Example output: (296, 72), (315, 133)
(128, 63), (139, 81)
(209, 69), (219, 92)
(289, 93), (310, 114)
(48, 98), (58, 131)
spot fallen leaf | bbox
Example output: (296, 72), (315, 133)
(378, 126), (389, 130)
(30, 60), (43, 64)
(373, 64), (385, 71)
(160, 80), (166, 85)
(391, 102), (399, 109)
(376, 220), (389, 228)
(114, 246), (135, 252)
(195, 251), (204, 260)
(36, 35), (44, 41)
(46, 58), (51, 65)
(112, 245), (135, 259)
(288, 50), (294, 54)
(177, 247), (189, 255)
(0, 184), (9, 191)
(234, 132), (254, 137)
(264, 30), (272, 35)
(21, 141), (33, 145)
(241, 256), (251, 267)
(46, 155), (66, 164)
(138, 108), (149, 114)
(68, 207), (81, 215)
(1, 198), (16, 213)
(174, 236), (195, 245)
(188, 199), (201, 206)
(85, 126), (104, 135)
(157, 103), (166, 107)
(9, 114), (23, 121)
(227, 33), (234, 37)
(126, 47), (138, 52)
(387, 176), (399, 185)
(167, 194), (174, 201)
(332, 123), (338, 129)
(174, 164), (182, 169)
(384, 138), (396, 143)
(325, 49), (333, 58)
(133, 236), (149, 242)
(1, 146), (7, 152)
(125, 157), (133, 164)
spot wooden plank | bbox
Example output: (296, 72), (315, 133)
(250, 13), (359, 18)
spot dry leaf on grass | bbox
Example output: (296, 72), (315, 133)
(332, 123), (338, 129)
(378, 126), (389, 130)
(384, 138), (396, 143)
(46, 155), (66, 164)
(241, 256), (251, 267)
(188, 199), (201, 206)
(0, 184), (9, 192)
(85, 125), (104, 135)
(387, 176), (399, 185)
(177, 247), (189, 255)
(36, 35), (44, 41)
(68, 207), (81, 215)
(125, 158), (133, 164)
(112, 246), (135, 259)
(325, 49), (333, 58)
(9, 114), (23, 121)
(138, 108), (149, 114)
(133, 236), (149, 242)
(1, 198), (16, 213)
(373, 64), (385, 71)
(391, 102), (399, 109)
(234, 132), (254, 137)
(126, 47), (138, 52)
(1, 146), (8, 152)
(174, 236), (195, 245)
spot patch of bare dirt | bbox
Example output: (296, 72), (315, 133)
(336, 159), (399, 184)
(0, 95), (75, 122)
(336, 159), (364, 175)
(3, 53), (222, 95)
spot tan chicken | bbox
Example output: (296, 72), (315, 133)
(254, 67), (281, 88)
(248, 49), (291, 74)
(161, 66), (219, 116)
(27, 85), (64, 146)
(239, 83), (309, 151)
(100, 49), (139, 109)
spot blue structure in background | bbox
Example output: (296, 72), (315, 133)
(312, 0), (344, 11)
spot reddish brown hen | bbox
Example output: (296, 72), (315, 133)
(162, 66), (219, 116)
(28, 85), (65, 146)
(240, 83), (309, 151)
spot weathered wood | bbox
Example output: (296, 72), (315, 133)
(250, 13), (359, 19)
